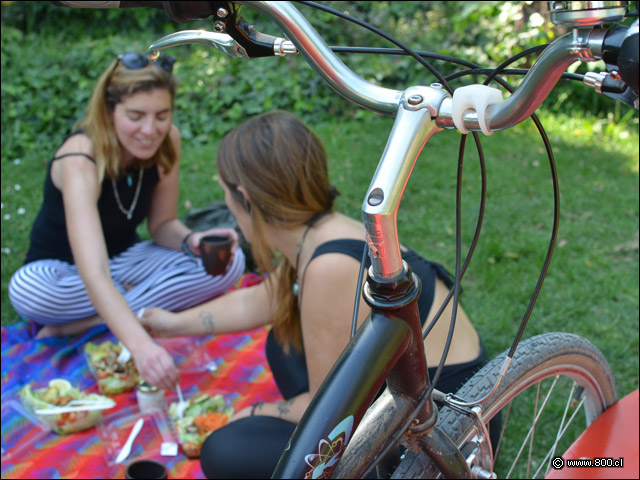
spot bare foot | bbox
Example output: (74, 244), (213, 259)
(35, 316), (103, 339)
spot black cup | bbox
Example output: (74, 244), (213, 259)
(125, 459), (169, 479)
(200, 235), (233, 276)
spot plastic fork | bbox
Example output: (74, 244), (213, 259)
(116, 308), (146, 364)
(35, 399), (116, 415)
(116, 343), (131, 364)
(175, 384), (188, 419)
(115, 417), (144, 464)
(67, 399), (114, 406)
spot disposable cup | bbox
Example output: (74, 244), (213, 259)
(125, 459), (169, 479)
(199, 235), (233, 276)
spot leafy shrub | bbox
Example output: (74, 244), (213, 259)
(1, 1), (635, 163)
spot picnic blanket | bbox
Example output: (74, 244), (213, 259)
(1, 274), (283, 479)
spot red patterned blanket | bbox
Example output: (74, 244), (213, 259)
(1, 275), (282, 479)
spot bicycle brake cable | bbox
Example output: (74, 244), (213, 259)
(446, 109), (560, 409)
(287, 4), (564, 474)
(443, 61), (561, 408)
(299, 0), (562, 407)
(482, 47), (562, 361)
(350, 241), (368, 339)
(297, 0), (454, 93)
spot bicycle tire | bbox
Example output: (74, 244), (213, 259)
(391, 332), (617, 479)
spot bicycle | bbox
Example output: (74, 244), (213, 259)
(51, 1), (638, 478)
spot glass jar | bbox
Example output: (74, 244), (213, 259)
(136, 379), (166, 413)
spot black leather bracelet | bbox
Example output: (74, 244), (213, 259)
(181, 232), (196, 257)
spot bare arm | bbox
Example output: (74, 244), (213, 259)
(300, 254), (369, 396)
(140, 274), (277, 337)
(55, 138), (179, 391)
(231, 255), (369, 424)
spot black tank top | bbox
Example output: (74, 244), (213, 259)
(24, 137), (160, 265)
(307, 239), (456, 323)
(265, 239), (477, 399)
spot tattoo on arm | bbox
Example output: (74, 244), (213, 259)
(199, 312), (215, 333)
(277, 399), (295, 418)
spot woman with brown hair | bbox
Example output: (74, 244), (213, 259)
(141, 111), (486, 477)
(8, 52), (245, 391)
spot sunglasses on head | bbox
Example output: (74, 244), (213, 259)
(115, 52), (176, 73)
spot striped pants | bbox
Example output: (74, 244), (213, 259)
(8, 241), (246, 325)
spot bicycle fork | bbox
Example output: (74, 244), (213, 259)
(273, 86), (471, 478)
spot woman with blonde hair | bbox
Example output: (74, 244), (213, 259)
(9, 53), (245, 391)
(141, 111), (486, 477)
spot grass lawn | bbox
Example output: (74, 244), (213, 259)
(2, 109), (638, 400)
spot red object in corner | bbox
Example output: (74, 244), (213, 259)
(546, 388), (639, 479)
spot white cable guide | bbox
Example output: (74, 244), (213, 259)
(452, 85), (504, 135)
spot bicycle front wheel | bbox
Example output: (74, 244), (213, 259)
(392, 332), (617, 479)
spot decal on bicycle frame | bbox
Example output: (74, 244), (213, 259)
(304, 415), (354, 479)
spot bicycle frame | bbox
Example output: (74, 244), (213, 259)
(238, 2), (630, 478)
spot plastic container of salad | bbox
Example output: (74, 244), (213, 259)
(166, 389), (238, 458)
(83, 338), (221, 396)
(83, 341), (140, 395)
(18, 378), (114, 434)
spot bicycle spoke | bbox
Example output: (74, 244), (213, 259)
(506, 376), (559, 478)
(526, 382), (541, 478)
(493, 400), (512, 465)
(536, 381), (577, 477)
(534, 394), (586, 478)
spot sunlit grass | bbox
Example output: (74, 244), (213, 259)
(2, 111), (637, 403)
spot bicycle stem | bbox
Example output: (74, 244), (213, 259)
(361, 87), (447, 279)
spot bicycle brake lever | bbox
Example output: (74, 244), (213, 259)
(603, 86), (639, 109)
(583, 72), (639, 109)
(147, 26), (297, 60)
(212, 5), (297, 58)
(148, 30), (249, 58)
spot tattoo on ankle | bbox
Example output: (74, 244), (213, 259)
(277, 399), (294, 417)
(199, 312), (215, 332)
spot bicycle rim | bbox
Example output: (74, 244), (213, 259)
(392, 332), (617, 479)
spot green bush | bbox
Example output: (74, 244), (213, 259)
(3, 1), (636, 163)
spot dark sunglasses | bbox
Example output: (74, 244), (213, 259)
(115, 52), (176, 73)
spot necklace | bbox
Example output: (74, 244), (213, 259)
(112, 167), (144, 220)
(293, 222), (313, 296)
